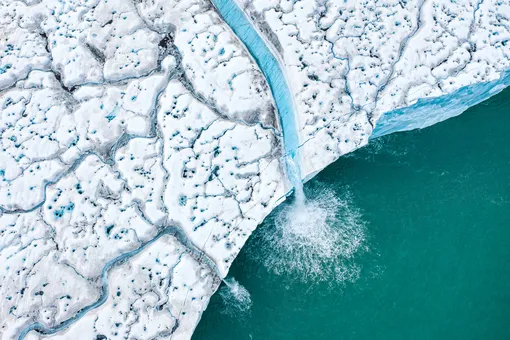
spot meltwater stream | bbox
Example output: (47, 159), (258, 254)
(210, 0), (301, 185)
(211, 0), (367, 286)
(209, 0), (367, 297)
(211, 0), (510, 286)
(17, 225), (226, 340)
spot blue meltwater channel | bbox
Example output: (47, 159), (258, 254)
(210, 0), (302, 190)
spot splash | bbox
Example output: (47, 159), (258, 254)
(248, 179), (367, 285)
(219, 278), (252, 316)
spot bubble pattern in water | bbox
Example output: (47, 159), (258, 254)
(219, 278), (252, 316)
(248, 183), (367, 285)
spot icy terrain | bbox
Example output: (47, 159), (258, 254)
(1, 0), (510, 339)
(236, 0), (510, 179)
(0, 0), (286, 338)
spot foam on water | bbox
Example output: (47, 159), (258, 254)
(248, 181), (367, 285)
(219, 278), (252, 316)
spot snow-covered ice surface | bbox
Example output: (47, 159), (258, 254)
(2, 0), (510, 338)
(0, 0), (286, 339)
(237, 0), (510, 179)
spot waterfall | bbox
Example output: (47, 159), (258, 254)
(287, 155), (306, 205)
(219, 277), (252, 316)
(211, 0), (367, 286)
(246, 155), (367, 284)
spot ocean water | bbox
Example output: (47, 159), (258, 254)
(193, 87), (510, 339)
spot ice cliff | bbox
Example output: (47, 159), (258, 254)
(1, 0), (509, 339)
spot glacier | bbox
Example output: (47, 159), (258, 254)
(1, 0), (510, 339)
(0, 0), (286, 338)
(237, 0), (510, 180)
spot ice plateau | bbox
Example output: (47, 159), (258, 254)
(0, 0), (509, 339)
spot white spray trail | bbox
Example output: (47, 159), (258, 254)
(219, 277), (252, 316)
(248, 157), (367, 285)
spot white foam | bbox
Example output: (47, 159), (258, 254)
(219, 278), (252, 316)
(249, 183), (366, 285)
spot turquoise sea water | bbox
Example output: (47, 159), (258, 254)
(193, 87), (510, 339)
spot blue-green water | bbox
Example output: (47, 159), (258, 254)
(193, 87), (510, 339)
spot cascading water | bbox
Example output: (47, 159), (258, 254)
(247, 157), (368, 285)
(287, 155), (305, 205)
(210, 0), (367, 286)
(219, 278), (252, 316)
